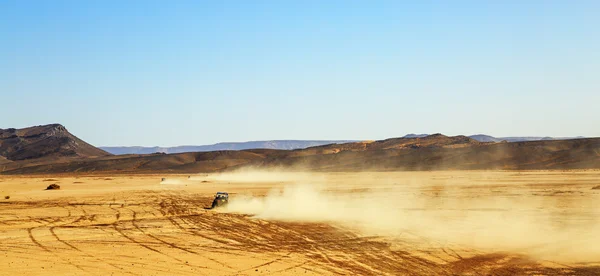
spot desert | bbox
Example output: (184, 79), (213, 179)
(1, 170), (599, 275)
(3, 1), (600, 274)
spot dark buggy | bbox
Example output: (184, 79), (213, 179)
(208, 192), (229, 209)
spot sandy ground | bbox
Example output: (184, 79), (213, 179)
(1, 171), (599, 275)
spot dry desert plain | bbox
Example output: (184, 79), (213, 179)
(1, 170), (599, 275)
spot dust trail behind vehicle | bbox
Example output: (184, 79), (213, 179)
(221, 170), (600, 263)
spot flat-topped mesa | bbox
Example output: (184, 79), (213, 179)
(1, 124), (67, 138)
(0, 124), (110, 161)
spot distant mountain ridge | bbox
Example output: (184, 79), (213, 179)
(100, 140), (356, 155)
(3, 124), (597, 174)
(468, 135), (586, 143)
(5, 132), (600, 174)
(101, 135), (586, 155)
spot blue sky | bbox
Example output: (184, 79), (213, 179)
(1, 0), (598, 146)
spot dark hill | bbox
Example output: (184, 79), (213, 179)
(0, 124), (110, 161)
(2, 131), (599, 174)
(253, 137), (600, 171)
(291, 134), (486, 156)
(1, 150), (270, 174)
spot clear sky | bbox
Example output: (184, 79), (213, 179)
(1, 0), (598, 147)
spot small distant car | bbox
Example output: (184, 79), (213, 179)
(209, 192), (229, 209)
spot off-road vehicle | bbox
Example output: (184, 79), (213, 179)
(209, 192), (229, 209)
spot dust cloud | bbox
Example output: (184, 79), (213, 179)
(160, 178), (184, 185)
(203, 170), (323, 183)
(220, 170), (600, 263)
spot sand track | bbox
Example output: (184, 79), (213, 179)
(1, 172), (600, 275)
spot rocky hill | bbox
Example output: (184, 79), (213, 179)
(2, 130), (599, 174)
(0, 124), (110, 161)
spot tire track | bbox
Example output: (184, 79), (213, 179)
(130, 206), (233, 270)
(236, 253), (292, 273)
(109, 205), (211, 270)
(26, 228), (51, 252)
(266, 260), (310, 274)
(25, 214), (90, 274)
(47, 204), (139, 275)
(6, 184), (596, 275)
